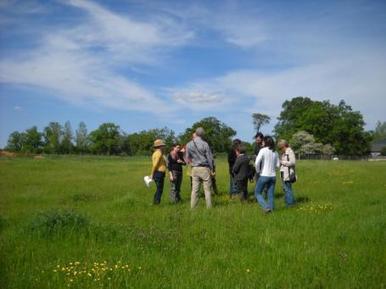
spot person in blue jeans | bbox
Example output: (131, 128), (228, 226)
(254, 136), (280, 213)
(278, 139), (296, 206)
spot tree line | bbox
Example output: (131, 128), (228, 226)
(5, 97), (384, 156)
(5, 117), (237, 156)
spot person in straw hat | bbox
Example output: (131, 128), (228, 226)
(150, 139), (167, 204)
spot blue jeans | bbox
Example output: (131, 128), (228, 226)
(153, 171), (165, 204)
(229, 174), (238, 195)
(282, 181), (295, 206)
(255, 176), (276, 210)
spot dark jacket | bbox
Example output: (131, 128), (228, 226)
(167, 153), (186, 172)
(232, 154), (250, 182)
(228, 149), (237, 175)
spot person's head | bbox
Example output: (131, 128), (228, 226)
(236, 144), (247, 156)
(232, 138), (242, 150)
(170, 143), (181, 153)
(255, 132), (264, 146)
(195, 127), (205, 138)
(263, 136), (275, 150)
(153, 139), (166, 151)
(277, 139), (289, 153)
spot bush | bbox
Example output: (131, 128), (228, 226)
(28, 209), (90, 237)
(381, 146), (386, 156)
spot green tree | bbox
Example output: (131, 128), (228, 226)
(179, 117), (236, 153)
(6, 131), (25, 152)
(75, 121), (89, 153)
(252, 113), (270, 133)
(373, 121), (386, 141)
(43, 122), (63, 154)
(61, 121), (74, 154)
(89, 123), (122, 155)
(23, 126), (43, 153)
(275, 97), (371, 155)
(126, 127), (176, 155)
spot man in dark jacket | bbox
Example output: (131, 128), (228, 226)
(228, 139), (241, 198)
(232, 144), (250, 201)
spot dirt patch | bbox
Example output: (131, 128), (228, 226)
(0, 150), (16, 157)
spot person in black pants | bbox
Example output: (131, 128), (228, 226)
(232, 144), (251, 202)
(228, 139), (241, 198)
(167, 144), (186, 203)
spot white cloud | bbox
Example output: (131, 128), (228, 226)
(13, 106), (23, 111)
(0, 0), (193, 113)
(212, 52), (386, 128)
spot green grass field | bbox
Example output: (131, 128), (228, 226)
(0, 156), (385, 289)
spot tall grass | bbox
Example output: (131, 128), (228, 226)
(0, 156), (385, 289)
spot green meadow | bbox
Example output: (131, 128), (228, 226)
(0, 156), (385, 289)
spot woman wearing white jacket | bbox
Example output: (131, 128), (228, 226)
(254, 136), (280, 213)
(278, 139), (296, 206)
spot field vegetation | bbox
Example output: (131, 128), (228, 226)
(0, 156), (385, 289)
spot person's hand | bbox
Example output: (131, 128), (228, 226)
(210, 171), (216, 177)
(177, 159), (184, 163)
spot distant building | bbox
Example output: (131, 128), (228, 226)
(370, 138), (386, 157)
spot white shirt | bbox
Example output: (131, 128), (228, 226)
(255, 147), (280, 177)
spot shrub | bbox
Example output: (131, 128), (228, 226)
(28, 209), (90, 237)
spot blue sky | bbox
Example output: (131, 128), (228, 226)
(1, 0), (386, 147)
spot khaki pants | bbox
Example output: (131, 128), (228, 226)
(191, 166), (212, 208)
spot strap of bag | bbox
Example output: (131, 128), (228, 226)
(193, 139), (206, 158)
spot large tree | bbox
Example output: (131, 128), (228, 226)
(373, 121), (386, 141)
(6, 131), (25, 152)
(179, 117), (236, 153)
(75, 121), (89, 153)
(43, 122), (63, 154)
(126, 127), (176, 155)
(23, 126), (43, 153)
(275, 97), (371, 155)
(88, 123), (122, 155)
(61, 121), (74, 154)
(252, 113), (271, 133)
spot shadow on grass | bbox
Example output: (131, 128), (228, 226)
(296, 196), (310, 204)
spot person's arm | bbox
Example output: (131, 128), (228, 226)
(167, 154), (173, 171)
(255, 149), (263, 174)
(186, 143), (193, 164)
(151, 151), (161, 178)
(281, 149), (296, 167)
(232, 157), (240, 175)
(275, 152), (280, 169)
(177, 153), (186, 165)
(205, 144), (214, 171)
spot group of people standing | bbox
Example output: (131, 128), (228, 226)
(148, 127), (297, 212)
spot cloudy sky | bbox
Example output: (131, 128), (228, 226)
(1, 0), (385, 147)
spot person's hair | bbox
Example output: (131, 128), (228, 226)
(170, 143), (180, 150)
(237, 144), (247, 154)
(232, 138), (241, 149)
(195, 127), (205, 137)
(254, 132), (264, 139)
(264, 136), (275, 150)
(277, 139), (289, 148)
